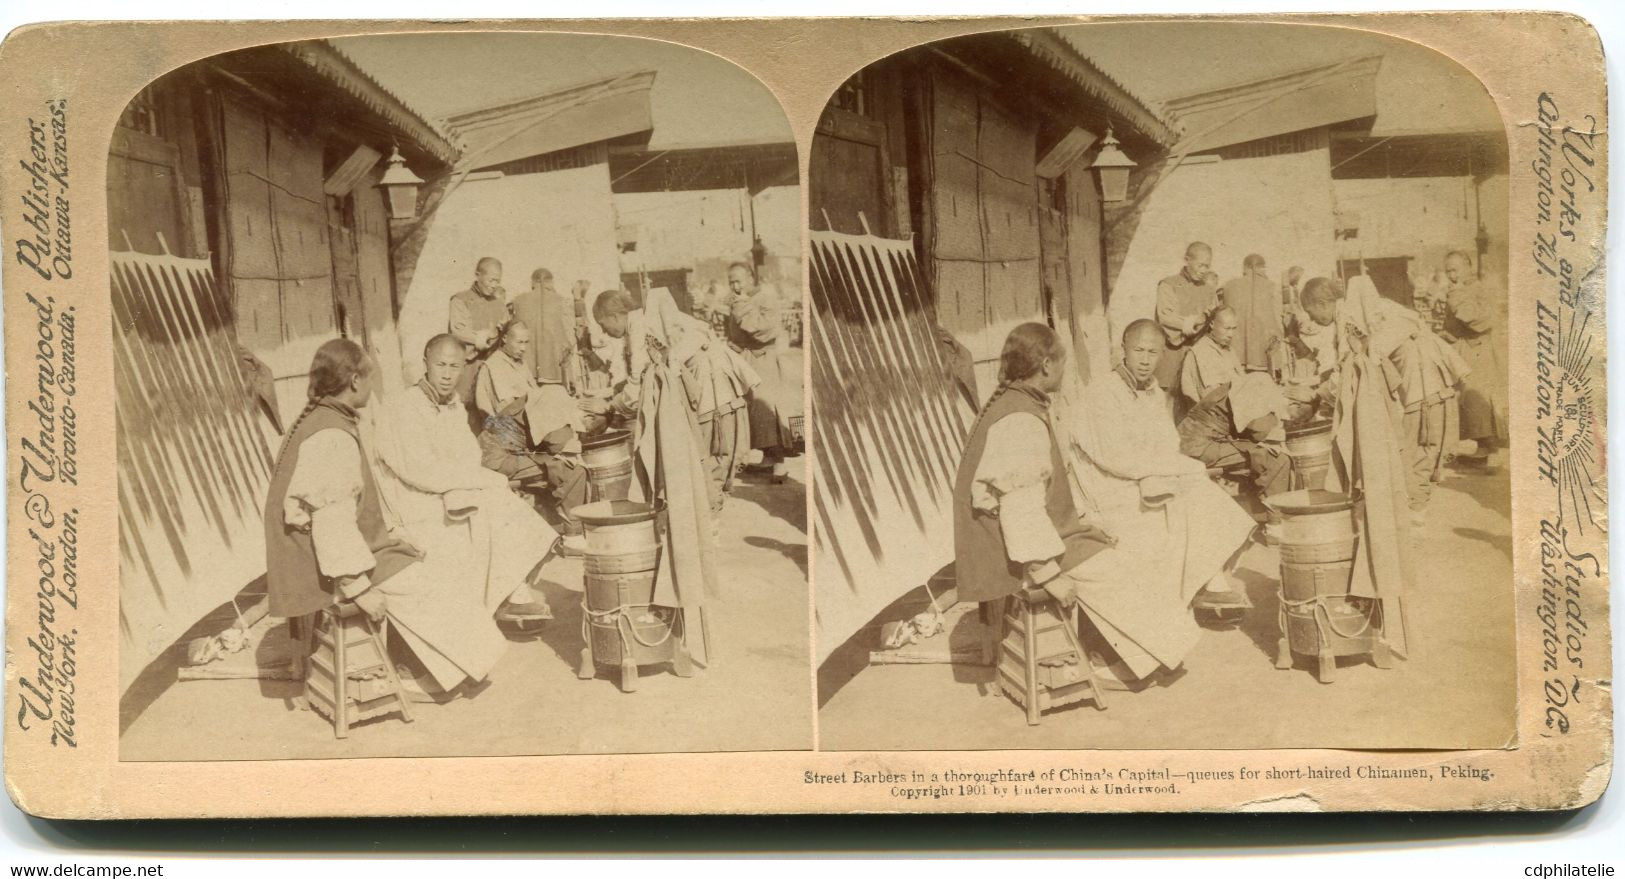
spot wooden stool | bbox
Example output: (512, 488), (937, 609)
(993, 587), (1108, 725)
(304, 603), (413, 738)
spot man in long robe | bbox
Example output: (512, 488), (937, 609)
(1441, 250), (1507, 461)
(1178, 306), (1290, 497)
(1339, 275), (1471, 520)
(508, 267), (577, 388)
(266, 341), (505, 700)
(632, 287), (726, 664)
(1055, 320), (1260, 682)
(1296, 277), (1414, 656)
(727, 262), (805, 479)
(369, 334), (558, 623)
(653, 287), (759, 500)
(1153, 241), (1222, 407)
(1394, 322), (1470, 517)
(1218, 253), (1285, 375)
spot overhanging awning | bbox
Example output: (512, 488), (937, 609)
(608, 141), (798, 194)
(1166, 54), (1383, 154)
(444, 70), (657, 171)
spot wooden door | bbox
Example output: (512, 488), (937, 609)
(810, 71), (894, 236)
(925, 67), (1041, 398)
(109, 90), (188, 255)
(217, 94), (339, 423)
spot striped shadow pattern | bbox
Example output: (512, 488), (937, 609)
(114, 250), (275, 689)
(810, 229), (975, 663)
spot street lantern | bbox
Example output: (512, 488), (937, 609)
(377, 146), (424, 220)
(1090, 128), (1137, 204)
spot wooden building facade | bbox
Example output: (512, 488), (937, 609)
(112, 40), (457, 690)
(810, 29), (1177, 394)
(808, 30), (1176, 662)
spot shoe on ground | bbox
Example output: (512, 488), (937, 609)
(497, 599), (554, 622)
(1193, 582), (1253, 612)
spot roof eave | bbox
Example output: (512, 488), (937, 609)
(278, 40), (461, 166)
(1003, 29), (1180, 148)
(442, 69), (659, 131)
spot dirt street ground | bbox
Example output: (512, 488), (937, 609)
(817, 465), (1515, 751)
(121, 465), (811, 760)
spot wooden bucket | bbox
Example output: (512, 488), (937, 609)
(575, 500), (677, 670)
(572, 500), (663, 574)
(583, 570), (677, 667)
(1267, 489), (1358, 603)
(1284, 420), (1335, 491)
(1283, 597), (1379, 655)
(582, 429), (634, 501)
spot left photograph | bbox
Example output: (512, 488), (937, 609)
(112, 32), (809, 760)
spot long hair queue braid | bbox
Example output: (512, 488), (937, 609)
(270, 338), (373, 472)
(975, 322), (1063, 418)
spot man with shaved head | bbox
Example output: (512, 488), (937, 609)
(1044, 317), (1259, 688)
(1154, 242), (1222, 407)
(448, 256), (512, 406)
(370, 332), (561, 628)
(1180, 305), (1243, 405)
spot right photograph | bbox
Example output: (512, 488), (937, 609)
(810, 22), (1514, 750)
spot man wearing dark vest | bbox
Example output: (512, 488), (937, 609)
(1154, 241), (1222, 413)
(266, 338), (507, 702)
(952, 323), (1112, 630)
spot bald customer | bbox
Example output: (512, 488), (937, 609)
(473, 321), (589, 548)
(371, 333), (560, 624)
(1154, 242), (1222, 406)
